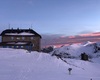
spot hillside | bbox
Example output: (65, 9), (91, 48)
(0, 48), (100, 80)
(51, 41), (100, 59)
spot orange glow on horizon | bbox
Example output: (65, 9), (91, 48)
(68, 36), (75, 38)
(42, 32), (100, 48)
(79, 32), (100, 37)
(60, 36), (66, 38)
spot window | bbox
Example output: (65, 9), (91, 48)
(16, 46), (19, 48)
(7, 46), (9, 48)
(3, 46), (6, 48)
(12, 46), (14, 48)
(9, 46), (12, 48)
(22, 37), (25, 40)
(11, 37), (14, 40)
(21, 46), (24, 48)
(30, 37), (34, 40)
(32, 44), (34, 46)
(14, 46), (16, 48)
(17, 37), (20, 40)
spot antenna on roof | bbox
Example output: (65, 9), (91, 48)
(31, 24), (32, 29)
(17, 27), (19, 30)
(8, 24), (10, 29)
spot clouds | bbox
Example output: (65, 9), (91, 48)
(79, 32), (100, 37)
(41, 32), (100, 48)
(78, 30), (94, 34)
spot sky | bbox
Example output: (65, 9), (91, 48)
(0, 0), (100, 36)
(42, 32), (100, 47)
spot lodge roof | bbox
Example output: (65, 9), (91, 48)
(0, 28), (42, 38)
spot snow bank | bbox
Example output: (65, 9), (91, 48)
(0, 48), (100, 80)
(5, 32), (34, 35)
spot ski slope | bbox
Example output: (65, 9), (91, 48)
(0, 48), (100, 80)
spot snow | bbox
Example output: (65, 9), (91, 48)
(52, 41), (100, 58)
(5, 32), (34, 35)
(7, 42), (27, 44)
(0, 48), (100, 80)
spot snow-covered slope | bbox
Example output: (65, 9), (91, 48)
(0, 48), (100, 80)
(51, 41), (100, 58)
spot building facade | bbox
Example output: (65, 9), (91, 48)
(0, 28), (42, 51)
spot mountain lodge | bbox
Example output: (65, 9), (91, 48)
(0, 28), (42, 51)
